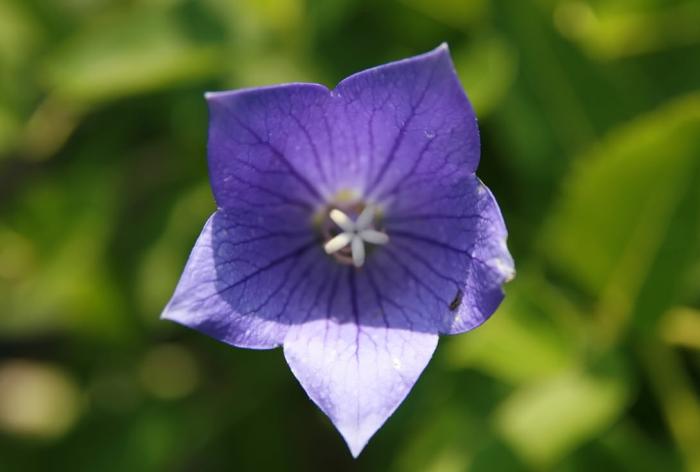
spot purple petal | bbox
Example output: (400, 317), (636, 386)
(161, 209), (323, 349)
(450, 181), (514, 332)
(382, 176), (514, 334)
(330, 43), (479, 199)
(284, 320), (438, 457)
(206, 83), (332, 208)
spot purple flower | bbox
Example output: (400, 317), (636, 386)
(162, 44), (514, 456)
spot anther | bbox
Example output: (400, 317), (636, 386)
(323, 206), (388, 268)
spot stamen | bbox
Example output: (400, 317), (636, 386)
(351, 235), (365, 267)
(322, 206), (389, 267)
(329, 209), (355, 232)
(324, 233), (353, 254)
(358, 229), (389, 245)
(355, 205), (375, 229)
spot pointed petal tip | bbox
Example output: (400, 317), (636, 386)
(335, 415), (380, 458)
(413, 42), (452, 63)
(284, 323), (439, 461)
(159, 302), (178, 321)
(204, 90), (230, 103)
(160, 305), (201, 330)
(159, 306), (204, 337)
(426, 42), (451, 61)
(345, 434), (369, 459)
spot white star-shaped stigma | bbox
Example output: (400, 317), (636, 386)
(323, 206), (389, 268)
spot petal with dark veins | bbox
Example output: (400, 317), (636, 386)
(206, 83), (332, 208)
(163, 44), (513, 457)
(162, 210), (327, 349)
(284, 319), (438, 457)
(331, 44), (480, 200)
(382, 177), (514, 334)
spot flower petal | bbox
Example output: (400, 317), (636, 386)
(162, 209), (325, 349)
(205, 83), (333, 209)
(280, 262), (444, 456)
(284, 319), (437, 457)
(380, 176), (514, 334)
(330, 43), (479, 199)
(450, 180), (514, 332)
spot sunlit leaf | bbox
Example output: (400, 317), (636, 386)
(398, 0), (488, 29)
(392, 407), (476, 472)
(495, 367), (629, 468)
(0, 0), (40, 67)
(444, 272), (578, 384)
(42, 12), (219, 104)
(639, 340), (700, 470)
(0, 105), (21, 155)
(554, 1), (700, 59)
(0, 168), (129, 339)
(136, 183), (214, 320)
(454, 34), (518, 117)
(660, 307), (700, 350)
(541, 93), (700, 337)
(238, 0), (303, 34)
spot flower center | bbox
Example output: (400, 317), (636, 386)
(320, 203), (389, 268)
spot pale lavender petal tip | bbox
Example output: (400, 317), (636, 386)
(284, 321), (438, 456)
(163, 43), (513, 456)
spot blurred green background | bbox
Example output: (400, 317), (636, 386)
(1, 0), (700, 470)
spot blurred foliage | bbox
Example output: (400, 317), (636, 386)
(1, 0), (699, 470)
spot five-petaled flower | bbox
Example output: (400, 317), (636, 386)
(162, 44), (514, 457)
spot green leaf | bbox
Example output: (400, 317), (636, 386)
(392, 407), (476, 472)
(599, 421), (681, 472)
(42, 12), (219, 104)
(444, 272), (578, 384)
(495, 367), (629, 468)
(541, 93), (700, 337)
(136, 183), (215, 321)
(397, 0), (488, 30)
(0, 0), (40, 67)
(0, 167), (130, 339)
(553, 1), (700, 59)
(660, 307), (700, 350)
(238, 0), (304, 33)
(453, 34), (518, 117)
(0, 104), (20, 155)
